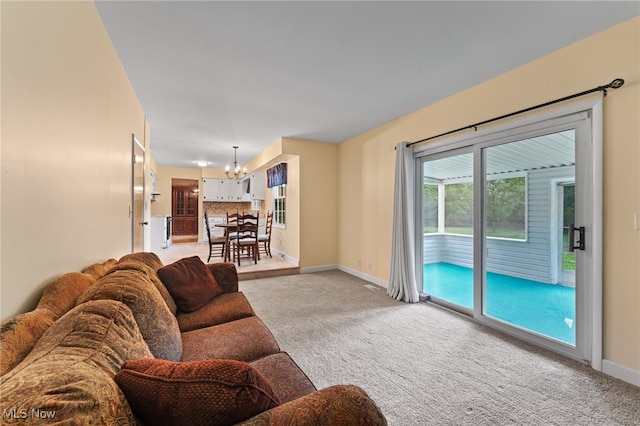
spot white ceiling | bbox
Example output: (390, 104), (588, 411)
(94, 1), (639, 169)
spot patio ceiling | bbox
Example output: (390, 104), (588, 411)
(423, 130), (575, 181)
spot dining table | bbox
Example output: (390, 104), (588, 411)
(215, 215), (261, 265)
(214, 223), (239, 262)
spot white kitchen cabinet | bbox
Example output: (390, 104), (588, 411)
(218, 179), (232, 200)
(203, 178), (244, 202)
(206, 215), (225, 237)
(248, 172), (266, 200)
(202, 178), (222, 201)
(150, 171), (160, 201)
(229, 180), (244, 201)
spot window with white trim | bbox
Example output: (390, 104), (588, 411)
(423, 172), (527, 240)
(272, 184), (286, 227)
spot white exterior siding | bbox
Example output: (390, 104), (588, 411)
(423, 165), (574, 283)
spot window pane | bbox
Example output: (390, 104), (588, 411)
(562, 184), (575, 271)
(423, 151), (474, 310)
(485, 176), (526, 239)
(444, 182), (473, 235)
(273, 184), (286, 225)
(423, 183), (438, 233)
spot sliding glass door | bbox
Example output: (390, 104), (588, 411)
(482, 131), (576, 345)
(417, 109), (599, 363)
(422, 150), (474, 312)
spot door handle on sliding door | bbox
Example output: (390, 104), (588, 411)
(568, 224), (585, 252)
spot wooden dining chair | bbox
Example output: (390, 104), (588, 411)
(231, 212), (259, 266)
(258, 211), (273, 258)
(204, 211), (226, 262)
(226, 211), (240, 226)
(221, 211), (241, 262)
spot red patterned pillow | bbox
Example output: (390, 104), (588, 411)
(157, 256), (223, 312)
(115, 358), (280, 426)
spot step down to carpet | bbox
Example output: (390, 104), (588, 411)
(238, 266), (300, 281)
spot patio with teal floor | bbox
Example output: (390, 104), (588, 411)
(423, 262), (576, 345)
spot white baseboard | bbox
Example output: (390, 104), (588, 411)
(300, 264), (338, 274)
(602, 359), (640, 387)
(271, 249), (299, 266)
(337, 264), (389, 289)
(295, 263), (389, 289)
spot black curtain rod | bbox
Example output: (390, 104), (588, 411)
(407, 78), (625, 148)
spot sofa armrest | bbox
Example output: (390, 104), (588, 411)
(207, 262), (239, 293)
(237, 385), (387, 425)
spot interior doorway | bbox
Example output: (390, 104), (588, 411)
(171, 179), (199, 243)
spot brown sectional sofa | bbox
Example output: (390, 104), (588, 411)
(0, 252), (386, 425)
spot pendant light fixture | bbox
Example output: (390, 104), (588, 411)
(225, 146), (247, 179)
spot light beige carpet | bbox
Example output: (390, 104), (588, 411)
(240, 270), (640, 425)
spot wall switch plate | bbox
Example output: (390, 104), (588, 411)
(635, 213), (640, 230)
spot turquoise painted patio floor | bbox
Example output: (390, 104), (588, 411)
(423, 262), (575, 345)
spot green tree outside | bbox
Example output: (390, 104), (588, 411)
(424, 176), (526, 239)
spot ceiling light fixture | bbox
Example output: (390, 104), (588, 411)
(196, 160), (208, 168)
(225, 146), (247, 180)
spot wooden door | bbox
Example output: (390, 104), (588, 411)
(172, 184), (198, 235)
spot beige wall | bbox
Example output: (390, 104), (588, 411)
(338, 17), (640, 371)
(151, 166), (202, 217)
(280, 138), (338, 268)
(229, 137), (338, 267)
(1, 1), (148, 320)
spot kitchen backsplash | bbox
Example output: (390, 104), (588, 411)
(203, 201), (264, 217)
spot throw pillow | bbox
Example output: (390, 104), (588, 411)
(115, 358), (280, 426)
(157, 256), (223, 312)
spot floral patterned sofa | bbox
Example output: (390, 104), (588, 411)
(0, 252), (386, 425)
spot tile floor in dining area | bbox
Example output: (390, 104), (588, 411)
(153, 240), (300, 280)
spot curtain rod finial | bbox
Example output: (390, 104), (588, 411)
(610, 78), (624, 89)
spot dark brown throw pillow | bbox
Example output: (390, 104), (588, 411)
(157, 256), (223, 312)
(115, 358), (280, 426)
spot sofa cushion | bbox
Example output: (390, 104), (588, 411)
(237, 385), (388, 426)
(158, 256), (223, 313)
(207, 262), (240, 293)
(109, 260), (178, 315)
(0, 271), (95, 376)
(77, 268), (182, 361)
(181, 316), (280, 362)
(250, 352), (317, 404)
(177, 292), (256, 332)
(115, 358), (280, 426)
(82, 258), (118, 280)
(0, 312), (54, 377)
(35, 272), (97, 318)
(119, 251), (164, 271)
(0, 300), (153, 425)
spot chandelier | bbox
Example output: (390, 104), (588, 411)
(225, 146), (247, 180)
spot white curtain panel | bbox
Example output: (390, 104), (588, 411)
(388, 142), (419, 303)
